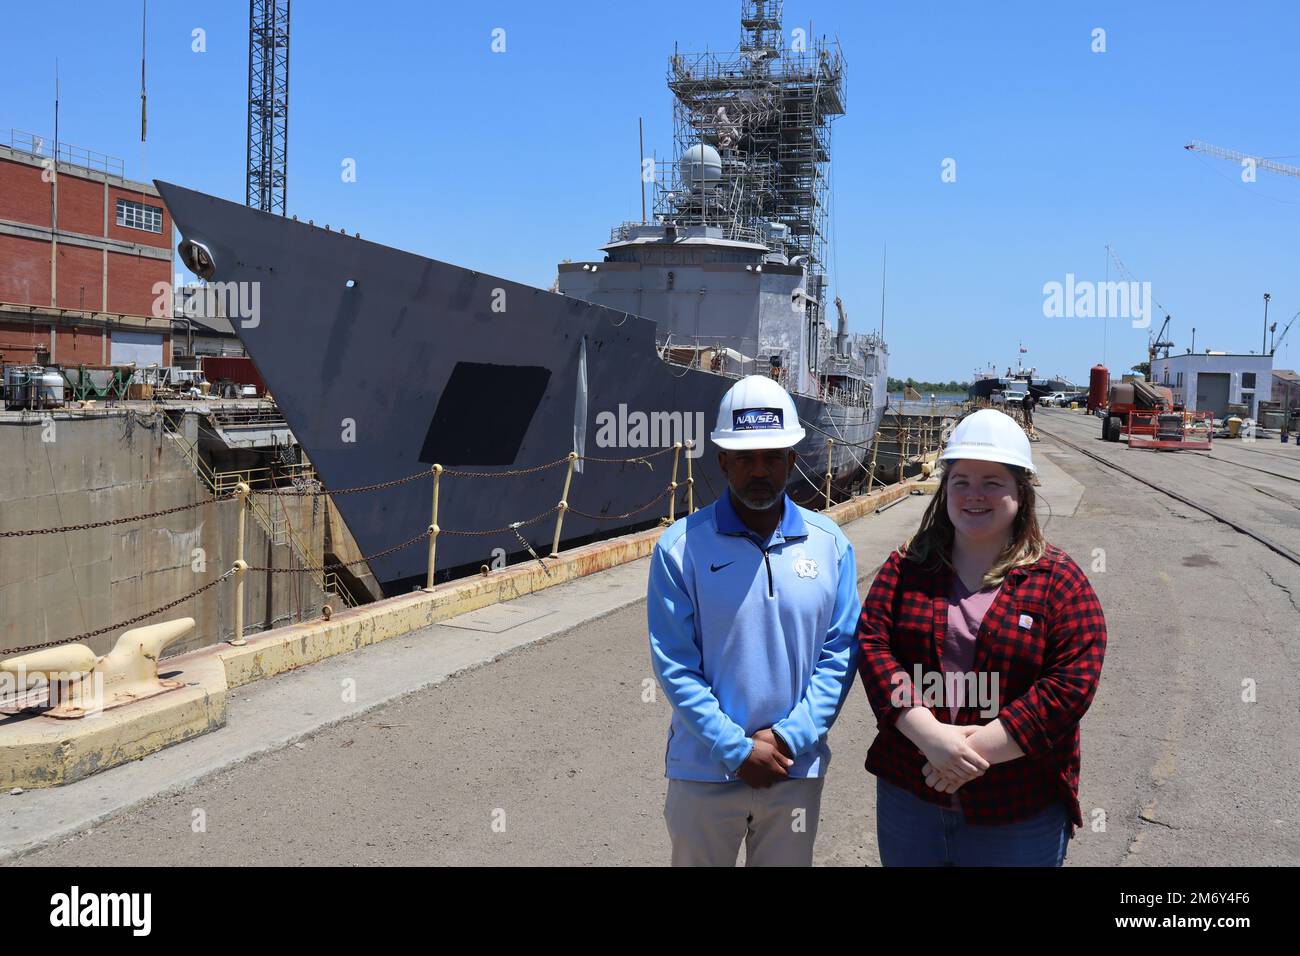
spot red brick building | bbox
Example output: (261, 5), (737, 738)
(0, 135), (174, 368)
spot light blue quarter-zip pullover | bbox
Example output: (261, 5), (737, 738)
(647, 491), (860, 782)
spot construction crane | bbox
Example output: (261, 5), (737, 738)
(247, 0), (290, 214)
(1147, 314), (1174, 381)
(1186, 143), (1298, 359)
(1184, 140), (1300, 182)
(1273, 309), (1299, 356)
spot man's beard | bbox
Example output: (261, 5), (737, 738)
(734, 483), (781, 511)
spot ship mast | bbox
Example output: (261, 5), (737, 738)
(658, 1), (844, 289)
(653, 1), (847, 382)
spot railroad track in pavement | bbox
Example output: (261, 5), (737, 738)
(1034, 417), (1300, 569)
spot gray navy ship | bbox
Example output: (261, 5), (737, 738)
(967, 352), (1078, 400)
(156, 1), (888, 595)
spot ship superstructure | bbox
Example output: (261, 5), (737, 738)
(559, 0), (886, 423)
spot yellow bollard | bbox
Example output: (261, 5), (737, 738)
(550, 451), (578, 558)
(668, 442), (683, 523)
(426, 464), (443, 590)
(2, 618), (195, 717)
(230, 481), (250, 646)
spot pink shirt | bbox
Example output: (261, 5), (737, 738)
(944, 575), (1000, 717)
(944, 574), (1000, 809)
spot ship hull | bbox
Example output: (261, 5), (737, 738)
(968, 377), (1052, 400)
(157, 183), (886, 594)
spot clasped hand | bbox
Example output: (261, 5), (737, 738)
(918, 723), (989, 794)
(736, 728), (793, 788)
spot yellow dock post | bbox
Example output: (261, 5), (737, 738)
(668, 442), (682, 523)
(897, 421), (907, 484)
(550, 452), (577, 558)
(230, 481), (250, 646)
(866, 427), (881, 496)
(685, 440), (695, 514)
(823, 438), (833, 508)
(426, 464), (443, 590)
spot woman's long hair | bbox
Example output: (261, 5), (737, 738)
(903, 461), (1045, 588)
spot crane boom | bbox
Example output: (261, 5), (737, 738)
(1274, 310), (1299, 355)
(1106, 244), (1170, 318)
(1184, 140), (1300, 180)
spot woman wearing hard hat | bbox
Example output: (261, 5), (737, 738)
(856, 408), (1107, 866)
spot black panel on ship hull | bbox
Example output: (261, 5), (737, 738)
(419, 362), (552, 465)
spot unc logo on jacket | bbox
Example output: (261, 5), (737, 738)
(650, 499), (848, 650)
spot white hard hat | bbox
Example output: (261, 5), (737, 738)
(940, 408), (1036, 474)
(710, 375), (806, 450)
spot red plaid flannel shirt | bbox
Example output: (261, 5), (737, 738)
(856, 543), (1106, 827)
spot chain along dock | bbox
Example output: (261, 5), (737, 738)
(2, 405), (1297, 866)
(0, 394), (963, 653)
(0, 387), (960, 785)
(6, 390), (1299, 793)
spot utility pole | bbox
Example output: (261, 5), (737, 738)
(1264, 293), (1271, 355)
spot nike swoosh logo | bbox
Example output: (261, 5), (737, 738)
(710, 562), (734, 573)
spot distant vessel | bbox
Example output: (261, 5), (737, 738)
(968, 348), (1075, 400)
(157, 1), (887, 595)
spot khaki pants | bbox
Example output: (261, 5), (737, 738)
(663, 777), (825, 867)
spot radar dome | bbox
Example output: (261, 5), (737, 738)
(680, 144), (722, 187)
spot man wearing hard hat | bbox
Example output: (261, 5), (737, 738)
(647, 375), (860, 866)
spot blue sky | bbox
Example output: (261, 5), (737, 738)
(7, 0), (1299, 383)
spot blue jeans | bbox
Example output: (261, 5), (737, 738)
(876, 776), (1071, 867)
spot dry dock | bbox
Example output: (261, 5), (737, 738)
(4, 407), (1299, 865)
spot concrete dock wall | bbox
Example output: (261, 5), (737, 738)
(0, 409), (326, 657)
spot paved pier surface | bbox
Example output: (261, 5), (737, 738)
(6, 408), (1299, 865)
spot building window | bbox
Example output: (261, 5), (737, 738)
(116, 197), (163, 233)
(1242, 372), (1256, 389)
(1177, 372), (1183, 387)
